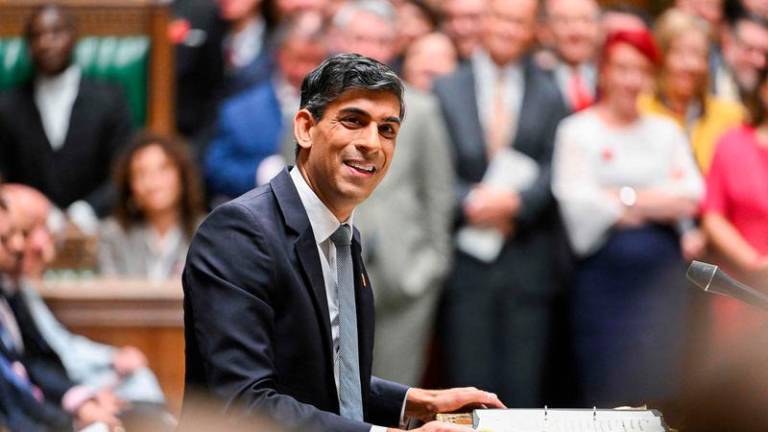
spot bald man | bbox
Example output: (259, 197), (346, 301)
(2, 184), (167, 409)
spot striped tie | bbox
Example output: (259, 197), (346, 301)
(330, 224), (363, 421)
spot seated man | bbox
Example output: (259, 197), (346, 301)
(0, 3), (133, 221)
(0, 187), (120, 431)
(2, 184), (167, 409)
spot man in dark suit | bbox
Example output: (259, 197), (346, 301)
(433, 0), (569, 407)
(0, 4), (132, 218)
(0, 190), (120, 431)
(182, 54), (503, 432)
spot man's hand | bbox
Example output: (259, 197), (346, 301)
(404, 387), (506, 423)
(464, 185), (520, 231)
(74, 399), (123, 431)
(387, 420), (476, 432)
(112, 346), (147, 376)
(680, 228), (706, 262)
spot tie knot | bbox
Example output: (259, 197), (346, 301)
(330, 224), (352, 247)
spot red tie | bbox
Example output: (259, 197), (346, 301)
(568, 71), (594, 112)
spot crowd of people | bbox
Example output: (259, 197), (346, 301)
(2, 0), (768, 430)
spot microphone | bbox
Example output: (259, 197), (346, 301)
(687, 261), (768, 310)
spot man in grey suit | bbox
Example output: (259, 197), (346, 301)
(433, 0), (569, 406)
(323, 0), (455, 386)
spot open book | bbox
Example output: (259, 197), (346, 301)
(473, 408), (668, 432)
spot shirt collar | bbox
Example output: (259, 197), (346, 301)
(289, 167), (354, 245)
(35, 64), (81, 93)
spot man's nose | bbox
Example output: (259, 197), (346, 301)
(359, 124), (382, 151)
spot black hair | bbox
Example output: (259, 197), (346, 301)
(299, 53), (405, 121)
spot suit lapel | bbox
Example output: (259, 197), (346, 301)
(270, 170), (334, 367)
(60, 81), (86, 153)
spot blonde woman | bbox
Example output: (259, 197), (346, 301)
(638, 9), (743, 173)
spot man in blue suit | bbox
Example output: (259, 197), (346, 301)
(182, 54), (503, 431)
(205, 13), (327, 200)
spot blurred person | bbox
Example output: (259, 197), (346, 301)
(700, 66), (768, 360)
(3, 184), (168, 412)
(276, 0), (328, 17)
(742, 0), (768, 18)
(539, 0), (602, 112)
(0, 195), (74, 432)
(439, 0), (486, 61)
(99, 133), (205, 280)
(434, 0), (569, 405)
(0, 187), (123, 431)
(219, 0), (278, 96)
(206, 13), (327, 200)
(171, 0), (227, 141)
(639, 9), (744, 173)
(329, 0), (398, 67)
(551, 30), (704, 407)
(713, 11), (768, 102)
(394, 0), (439, 63)
(0, 4), (133, 222)
(402, 32), (458, 92)
(326, 0), (456, 387)
(601, 3), (650, 34)
(676, 0), (725, 33)
(181, 53), (504, 432)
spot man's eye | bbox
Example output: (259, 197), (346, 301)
(379, 125), (396, 138)
(342, 117), (362, 127)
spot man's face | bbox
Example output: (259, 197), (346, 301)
(0, 206), (25, 277)
(278, 0), (328, 16)
(677, 0), (723, 29)
(277, 38), (328, 89)
(482, 0), (537, 66)
(545, 0), (601, 66)
(441, 0), (485, 59)
(298, 89), (401, 216)
(331, 11), (396, 64)
(217, 0), (261, 21)
(741, 0), (768, 19)
(725, 20), (768, 91)
(27, 8), (75, 76)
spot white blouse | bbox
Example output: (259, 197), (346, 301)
(551, 109), (704, 257)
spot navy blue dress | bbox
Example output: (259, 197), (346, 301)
(571, 224), (689, 406)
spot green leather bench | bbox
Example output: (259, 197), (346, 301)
(0, 36), (149, 127)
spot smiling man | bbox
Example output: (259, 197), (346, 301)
(181, 54), (503, 432)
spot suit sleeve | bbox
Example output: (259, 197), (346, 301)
(183, 201), (372, 432)
(84, 86), (133, 216)
(369, 376), (408, 426)
(515, 93), (568, 228)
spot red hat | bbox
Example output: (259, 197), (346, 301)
(600, 28), (661, 67)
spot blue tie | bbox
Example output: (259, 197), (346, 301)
(330, 224), (363, 421)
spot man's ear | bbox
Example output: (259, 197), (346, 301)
(294, 109), (315, 152)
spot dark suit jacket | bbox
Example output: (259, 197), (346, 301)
(0, 291), (75, 406)
(181, 169), (408, 432)
(0, 79), (133, 216)
(433, 58), (570, 296)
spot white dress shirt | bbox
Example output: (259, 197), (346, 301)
(34, 65), (81, 151)
(471, 49), (524, 141)
(289, 168), (404, 431)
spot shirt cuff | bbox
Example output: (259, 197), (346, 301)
(62, 385), (97, 413)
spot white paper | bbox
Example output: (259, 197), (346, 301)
(473, 409), (666, 432)
(457, 148), (540, 262)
